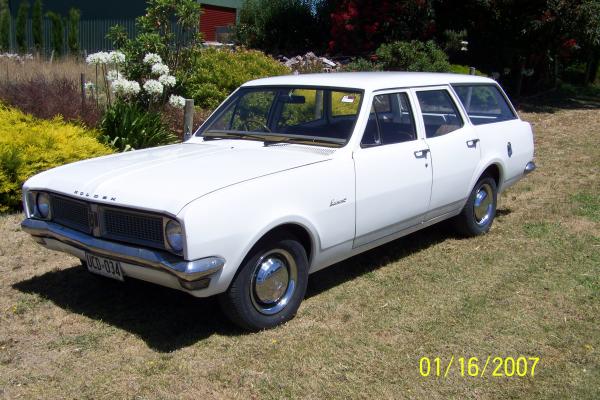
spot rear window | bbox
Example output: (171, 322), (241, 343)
(452, 84), (516, 125)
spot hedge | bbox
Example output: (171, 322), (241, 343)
(0, 105), (113, 212)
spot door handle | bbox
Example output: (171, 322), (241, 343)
(466, 138), (480, 148)
(414, 149), (430, 159)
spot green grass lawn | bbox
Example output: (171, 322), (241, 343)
(0, 93), (598, 399)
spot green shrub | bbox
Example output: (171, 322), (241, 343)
(100, 101), (178, 151)
(449, 64), (488, 77)
(67, 8), (80, 55)
(46, 11), (64, 56)
(16, 0), (30, 53)
(343, 58), (382, 72)
(0, 0), (9, 52)
(183, 48), (289, 109)
(32, 0), (43, 51)
(0, 104), (113, 213)
(376, 40), (451, 72)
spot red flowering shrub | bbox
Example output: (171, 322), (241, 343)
(329, 0), (435, 55)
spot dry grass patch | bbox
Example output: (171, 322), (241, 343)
(0, 95), (599, 398)
(0, 57), (94, 84)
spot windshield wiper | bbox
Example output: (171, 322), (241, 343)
(203, 131), (271, 142)
(203, 131), (344, 148)
(264, 135), (344, 148)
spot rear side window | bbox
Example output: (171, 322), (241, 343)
(452, 84), (516, 125)
(416, 89), (464, 138)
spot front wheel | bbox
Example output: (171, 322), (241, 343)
(219, 235), (308, 331)
(454, 176), (498, 237)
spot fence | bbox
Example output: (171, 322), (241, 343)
(2, 16), (136, 55)
(3, 16), (198, 56)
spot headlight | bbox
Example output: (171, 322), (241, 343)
(165, 220), (183, 252)
(36, 192), (51, 219)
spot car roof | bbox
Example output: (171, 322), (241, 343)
(241, 71), (496, 91)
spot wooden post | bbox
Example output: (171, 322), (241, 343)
(80, 73), (86, 114)
(183, 99), (194, 141)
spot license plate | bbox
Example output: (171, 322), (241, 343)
(85, 253), (124, 281)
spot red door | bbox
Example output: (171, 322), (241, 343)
(200, 4), (236, 42)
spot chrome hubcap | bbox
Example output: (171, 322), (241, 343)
(474, 183), (494, 225)
(250, 249), (297, 315)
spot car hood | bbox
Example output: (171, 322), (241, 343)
(25, 141), (333, 214)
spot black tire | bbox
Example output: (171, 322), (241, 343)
(218, 235), (309, 331)
(454, 176), (498, 237)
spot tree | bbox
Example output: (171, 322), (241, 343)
(46, 11), (63, 56)
(575, 0), (600, 84)
(16, 0), (29, 53)
(0, 0), (10, 52)
(32, 0), (43, 52)
(235, 0), (323, 55)
(67, 8), (80, 55)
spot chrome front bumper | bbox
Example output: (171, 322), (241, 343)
(21, 218), (225, 287)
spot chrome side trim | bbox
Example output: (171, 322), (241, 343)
(21, 218), (224, 282)
(524, 161), (536, 175)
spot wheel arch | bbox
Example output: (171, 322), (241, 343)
(240, 218), (318, 274)
(481, 163), (502, 187)
(472, 160), (505, 193)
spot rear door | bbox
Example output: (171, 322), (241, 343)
(413, 86), (481, 220)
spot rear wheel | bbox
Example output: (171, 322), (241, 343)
(455, 176), (497, 236)
(219, 235), (308, 331)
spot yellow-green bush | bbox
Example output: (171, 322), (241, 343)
(0, 105), (113, 213)
(449, 64), (488, 77)
(183, 48), (290, 109)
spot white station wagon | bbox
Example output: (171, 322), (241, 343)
(22, 72), (535, 330)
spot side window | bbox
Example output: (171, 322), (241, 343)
(452, 84), (516, 125)
(416, 89), (464, 138)
(361, 92), (417, 147)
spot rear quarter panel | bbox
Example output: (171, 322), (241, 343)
(476, 119), (534, 191)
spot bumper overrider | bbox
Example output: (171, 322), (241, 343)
(21, 218), (225, 292)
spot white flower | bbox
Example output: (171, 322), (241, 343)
(143, 79), (164, 96)
(108, 51), (126, 64)
(84, 81), (95, 91)
(106, 70), (123, 82)
(158, 74), (176, 87)
(112, 79), (141, 97)
(143, 53), (162, 65)
(151, 63), (170, 76)
(169, 95), (186, 109)
(86, 51), (110, 65)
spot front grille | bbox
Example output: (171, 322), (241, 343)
(50, 195), (91, 234)
(102, 208), (165, 248)
(47, 193), (167, 251)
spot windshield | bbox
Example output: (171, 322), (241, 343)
(197, 86), (363, 147)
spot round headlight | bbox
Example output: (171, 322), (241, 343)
(165, 220), (183, 252)
(36, 192), (51, 219)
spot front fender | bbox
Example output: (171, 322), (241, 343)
(177, 155), (355, 296)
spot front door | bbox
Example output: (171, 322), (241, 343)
(413, 87), (481, 220)
(354, 91), (432, 247)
